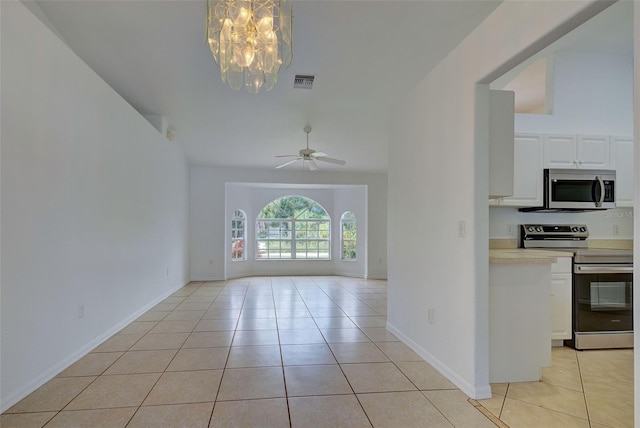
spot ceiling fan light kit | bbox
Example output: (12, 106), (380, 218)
(275, 126), (346, 171)
(206, 0), (293, 93)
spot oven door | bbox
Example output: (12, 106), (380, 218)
(573, 264), (633, 333)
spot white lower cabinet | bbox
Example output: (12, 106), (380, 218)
(551, 257), (572, 342)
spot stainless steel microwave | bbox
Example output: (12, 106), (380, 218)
(545, 168), (616, 210)
(519, 168), (616, 212)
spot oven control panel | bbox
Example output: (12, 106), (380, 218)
(519, 224), (589, 248)
(521, 224), (588, 236)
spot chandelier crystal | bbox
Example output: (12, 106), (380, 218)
(207, 0), (293, 93)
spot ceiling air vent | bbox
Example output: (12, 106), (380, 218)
(294, 74), (315, 89)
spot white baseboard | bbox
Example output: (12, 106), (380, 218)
(190, 275), (226, 281)
(191, 272), (387, 281)
(1, 281), (188, 413)
(386, 322), (492, 400)
(365, 274), (388, 280)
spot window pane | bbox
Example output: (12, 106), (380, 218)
(340, 212), (356, 261)
(231, 209), (246, 261)
(256, 196), (331, 261)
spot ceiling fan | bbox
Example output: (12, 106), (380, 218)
(275, 125), (346, 171)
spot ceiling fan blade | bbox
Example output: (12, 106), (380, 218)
(275, 154), (299, 158)
(275, 158), (302, 169)
(315, 156), (346, 166)
(307, 158), (318, 171)
(312, 152), (328, 157)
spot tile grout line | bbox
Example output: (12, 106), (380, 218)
(206, 278), (233, 428)
(309, 277), (376, 428)
(270, 276), (294, 428)
(574, 350), (593, 427)
(125, 282), (207, 426)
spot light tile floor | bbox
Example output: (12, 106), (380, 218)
(477, 345), (634, 428)
(1, 276), (634, 427)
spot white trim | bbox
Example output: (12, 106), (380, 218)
(365, 274), (387, 280)
(0, 281), (188, 413)
(191, 274), (227, 281)
(386, 321), (492, 400)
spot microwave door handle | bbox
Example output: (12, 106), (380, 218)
(594, 175), (605, 207)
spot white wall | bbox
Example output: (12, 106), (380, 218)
(0, 2), (190, 411)
(190, 166), (386, 280)
(515, 52), (633, 135)
(387, 0), (612, 399)
(634, 3), (640, 424)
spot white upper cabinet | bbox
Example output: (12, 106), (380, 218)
(543, 133), (610, 169)
(488, 90), (515, 199)
(543, 134), (578, 168)
(491, 131), (631, 207)
(576, 135), (611, 169)
(610, 136), (634, 207)
(497, 133), (544, 207)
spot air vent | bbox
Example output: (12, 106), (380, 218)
(294, 74), (315, 89)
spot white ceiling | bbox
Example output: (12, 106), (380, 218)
(31, 0), (501, 172)
(493, 1), (633, 115)
(30, 0), (632, 173)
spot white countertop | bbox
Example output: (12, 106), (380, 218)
(489, 249), (574, 264)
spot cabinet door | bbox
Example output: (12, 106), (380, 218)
(488, 90), (515, 198)
(577, 135), (610, 169)
(500, 133), (543, 207)
(543, 134), (577, 168)
(551, 272), (572, 341)
(610, 136), (634, 207)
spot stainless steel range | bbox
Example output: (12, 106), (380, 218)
(520, 224), (633, 350)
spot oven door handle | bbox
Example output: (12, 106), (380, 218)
(574, 264), (634, 274)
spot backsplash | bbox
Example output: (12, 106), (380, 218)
(489, 207), (634, 240)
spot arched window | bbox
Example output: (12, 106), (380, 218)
(231, 209), (246, 261)
(256, 196), (330, 260)
(340, 211), (357, 260)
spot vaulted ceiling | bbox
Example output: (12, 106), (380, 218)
(31, 0), (631, 173)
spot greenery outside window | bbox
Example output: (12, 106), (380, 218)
(341, 211), (357, 260)
(256, 196), (330, 260)
(231, 209), (246, 261)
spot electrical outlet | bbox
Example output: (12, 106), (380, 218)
(613, 224), (620, 236)
(507, 224), (515, 236)
(457, 221), (466, 238)
(427, 307), (435, 324)
(78, 304), (85, 319)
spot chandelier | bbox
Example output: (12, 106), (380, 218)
(206, 0), (293, 93)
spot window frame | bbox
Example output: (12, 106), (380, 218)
(256, 196), (331, 260)
(231, 209), (247, 262)
(340, 211), (357, 261)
